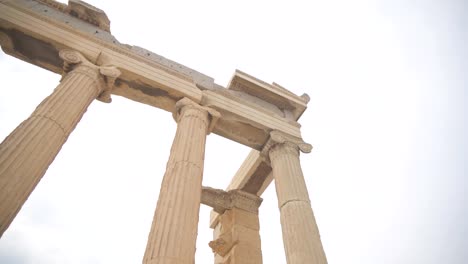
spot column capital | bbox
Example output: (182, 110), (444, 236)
(201, 187), (263, 215)
(172, 97), (221, 134)
(59, 49), (121, 103)
(206, 188), (264, 262)
(261, 130), (312, 160)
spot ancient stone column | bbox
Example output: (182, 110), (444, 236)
(0, 50), (120, 237)
(143, 98), (220, 264)
(205, 189), (263, 264)
(262, 130), (327, 264)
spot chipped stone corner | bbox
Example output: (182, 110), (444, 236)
(38, 0), (111, 32)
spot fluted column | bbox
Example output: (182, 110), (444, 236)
(262, 130), (327, 264)
(143, 98), (220, 264)
(0, 50), (120, 237)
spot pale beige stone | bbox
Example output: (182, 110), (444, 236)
(211, 208), (263, 264)
(201, 187), (262, 215)
(1, 1), (309, 197)
(0, 49), (120, 237)
(264, 130), (327, 264)
(201, 90), (302, 149)
(0, 2), (328, 263)
(209, 192), (263, 264)
(143, 98), (219, 264)
(227, 70), (308, 121)
(67, 0), (111, 32)
(209, 150), (273, 229)
(0, 0), (305, 150)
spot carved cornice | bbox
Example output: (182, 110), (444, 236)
(173, 98), (220, 134)
(59, 49), (120, 103)
(5, 1), (195, 84)
(201, 187), (263, 214)
(261, 130), (312, 161)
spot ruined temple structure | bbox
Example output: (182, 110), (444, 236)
(0, 1), (327, 263)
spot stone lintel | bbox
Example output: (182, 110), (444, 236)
(37, 0), (111, 32)
(201, 187), (262, 221)
(209, 131), (312, 227)
(0, 0), (203, 110)
(0, 0), (305, 150)
(227, 69), (309, 120)
(201, 90), (302, 150)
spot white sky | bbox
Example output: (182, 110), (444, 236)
(0, 0), (467, 263)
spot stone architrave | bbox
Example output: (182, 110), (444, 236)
(262, 130), (327, 264)
(143, 98), (220, 264)
(0, 50), (120, 237)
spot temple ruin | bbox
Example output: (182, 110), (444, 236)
(0, 1), (327, 263)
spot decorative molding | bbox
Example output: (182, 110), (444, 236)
(97, 66), (121, 103)
(4, 1), (195, 83)
(173, 98), (220, 134)
(271, 130), (312, 153)
(59, 49), (84, 72)
(59, 49), (120, 103)
(201, 90), (302, 138)
(261, 130), (312, 161)
(228, 69), (308, 121)
(201, 186), (263, 214)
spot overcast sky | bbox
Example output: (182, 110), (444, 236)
(0, 0), (467, 263)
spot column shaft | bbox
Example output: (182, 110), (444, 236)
(144, 99), (217, 264)
(270, 143), (327, 264)
(212, 208), (263, 264)
(206, 189), (263, 264)
(0, 50), (119, 237)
